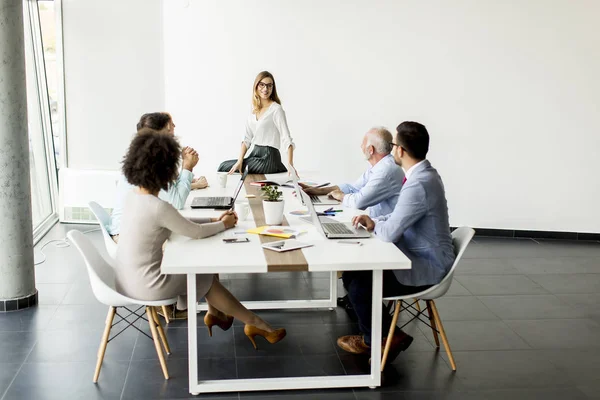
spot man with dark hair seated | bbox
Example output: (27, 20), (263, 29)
(336, 121), (456, 363)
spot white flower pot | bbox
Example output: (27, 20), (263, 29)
(263, 200), (285, 225)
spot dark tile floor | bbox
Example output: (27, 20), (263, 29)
(1, 224), (600, 399)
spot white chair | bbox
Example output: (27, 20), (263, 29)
(88, 201), (172, 324)
(67, 230), (177, 382)
(88, 201), (117, 260)
(381, 227), (475, 372)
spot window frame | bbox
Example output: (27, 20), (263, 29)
(23, 0), (61, 243)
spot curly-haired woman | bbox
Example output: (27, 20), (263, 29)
(115, 129), (286, 348)
(107, 112), (207, 243)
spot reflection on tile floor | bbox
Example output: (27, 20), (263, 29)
(1, 223), (600, 399)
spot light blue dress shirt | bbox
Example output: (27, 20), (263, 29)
(106, 169), (193, 235)
(337, 154), (405, 218)
(374, 160), (455, 287)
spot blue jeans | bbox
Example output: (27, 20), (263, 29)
(342, 270), (430, 346)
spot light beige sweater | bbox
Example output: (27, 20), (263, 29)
(115, 192), (225, 301)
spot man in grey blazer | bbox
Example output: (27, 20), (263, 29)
(337, 121), (456, 362)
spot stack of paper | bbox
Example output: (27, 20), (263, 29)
(246, 226), (304, 239)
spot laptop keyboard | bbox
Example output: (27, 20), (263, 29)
(206, 197), (230, 206)
(323, 223), (354, 235)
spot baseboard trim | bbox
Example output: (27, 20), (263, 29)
(451, 227), (600, 241)
(0, 290), (38, 313)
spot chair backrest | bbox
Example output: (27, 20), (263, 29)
(88, 201), (117, 260)
(67, 230), (132, 307)
(419, 226), (475, 300)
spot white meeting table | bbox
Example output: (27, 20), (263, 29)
(162, 172), (411, 396)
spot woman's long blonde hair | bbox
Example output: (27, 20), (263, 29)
(252, 71), (281, 115)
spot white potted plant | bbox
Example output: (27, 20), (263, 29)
(261, 186), (284, 225)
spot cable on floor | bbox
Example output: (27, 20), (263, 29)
(34, 228), (101, 265)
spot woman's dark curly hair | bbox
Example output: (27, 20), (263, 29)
(122, 128), (181, 193)
(136, 112), (172, 131)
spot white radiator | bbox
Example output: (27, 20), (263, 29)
(58, 168), (120, 223)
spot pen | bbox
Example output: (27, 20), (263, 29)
(312, 182), (330, 188)
(337, 241), (362, 246)
(357, 223), (367, 230)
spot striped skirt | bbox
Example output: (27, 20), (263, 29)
(218, 145), (288, 174)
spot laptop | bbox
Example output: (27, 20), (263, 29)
(191, 166), (249, 209)
(287, 170), (340, 206)
(298, 188), (371, 239)
(309, 193), (340, 205)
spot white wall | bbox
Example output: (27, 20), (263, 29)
(61, 0), (600, 232)
(62, 0), (165, 170)
(162, 0), (600, 233)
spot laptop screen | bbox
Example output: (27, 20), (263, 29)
(288, 167), (305, 206)
(231, 165), (249, 204)
(299, 190), (326, 238)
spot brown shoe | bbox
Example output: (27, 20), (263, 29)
(204, 313), (234, 337)
(382, 331), (414, 363)
(157, 305), (188, 320)
(337, 335), (371, 355)
(244, 325), (287, 350)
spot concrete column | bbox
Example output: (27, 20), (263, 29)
(0, 1), (37, 311)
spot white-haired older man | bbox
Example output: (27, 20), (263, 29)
(301, 127), (405, 310)
(301, 127), (404, 217)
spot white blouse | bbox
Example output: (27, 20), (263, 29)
(243, 102), (295, 151)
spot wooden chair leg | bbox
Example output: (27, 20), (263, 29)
(161, 305), (171, 324)
(430, 300), (456, 371)
(94, 306), (116, 383)
(414, 299), (421, 313)
(147, 307), (169, 379)
(381, 300), (402, 371)
(425, 300), (440, 347)
(97, 307), (115, 358)
(152, 307), (171, 355)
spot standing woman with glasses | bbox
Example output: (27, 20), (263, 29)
(218, 71), (297, 175)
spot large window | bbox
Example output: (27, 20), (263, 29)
(38, 1), (62, 170)
(23, 0), (61, 241)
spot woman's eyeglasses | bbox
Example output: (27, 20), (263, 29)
(257, 82), (274, 90)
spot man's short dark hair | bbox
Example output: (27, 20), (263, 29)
(396, 121), (429, 160)
(136, 112), (172, 131)
(122, 129), (181, 193)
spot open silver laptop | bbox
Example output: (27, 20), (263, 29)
(191, 166), (248, 209)
(288, 171), (339, 207)
(298, 186), (370, 239)
(309, 193), (340, 205)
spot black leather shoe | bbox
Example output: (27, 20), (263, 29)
(337, 295), (353, 310)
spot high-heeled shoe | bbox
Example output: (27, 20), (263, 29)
(243, 325), (287, 350)
(203, 313), (234, 337)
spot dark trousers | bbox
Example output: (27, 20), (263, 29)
(342, 270), (431, 346)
